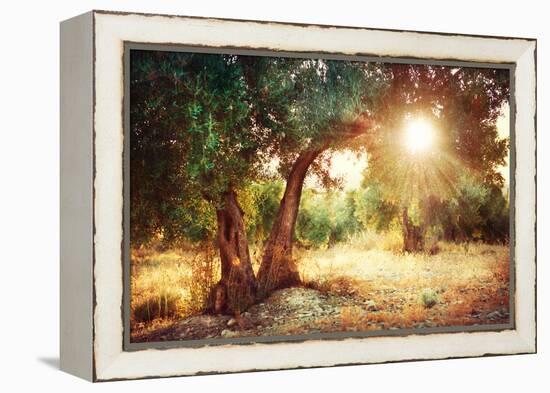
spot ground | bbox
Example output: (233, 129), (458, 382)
(130, 241), (510, 343)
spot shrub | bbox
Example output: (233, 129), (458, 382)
(419, 288), (438, 308)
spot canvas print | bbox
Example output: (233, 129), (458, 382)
(128, 49), (511, 344)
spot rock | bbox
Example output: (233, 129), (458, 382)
(364, 300), (377, 311)
(487, 310), (502, 320)
(227, 318), (237, 327)
(221, 329), (238, 338)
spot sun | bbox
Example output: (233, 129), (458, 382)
(403, 118), (436, 155)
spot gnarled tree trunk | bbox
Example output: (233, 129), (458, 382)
(402, 206), (425, 253)
(257, 149), (322, 296)
(208, 190), (257, 314)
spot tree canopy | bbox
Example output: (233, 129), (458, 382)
(130, 51), (259, 243)
(130, 51), (388, 245)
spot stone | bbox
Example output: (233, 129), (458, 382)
(221, 329), (238, 338)
(227, 318), (237, 327)
(364, 300), (377, 311)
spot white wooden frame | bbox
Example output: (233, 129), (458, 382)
(60, 10), (536, 382)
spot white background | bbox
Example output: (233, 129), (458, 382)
(0, 0), (546, 391)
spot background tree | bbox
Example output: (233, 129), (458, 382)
(242, 181), (285, 245)
(353, 182), (399, 232)
(364, 64), (510, 251)
(295, 190), (361, 248)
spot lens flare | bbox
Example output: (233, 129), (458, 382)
(403, 118), (435, 155)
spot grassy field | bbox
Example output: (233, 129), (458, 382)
(130, 233), (510, 340)
(298, 236), (510, 330)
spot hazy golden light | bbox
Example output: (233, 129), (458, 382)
(403, 118), (435, 155)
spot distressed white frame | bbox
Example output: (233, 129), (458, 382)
(61, 10), (536, 382)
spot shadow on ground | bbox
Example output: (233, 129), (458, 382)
(37, 357), (59, 370)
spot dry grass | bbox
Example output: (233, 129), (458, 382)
(130, 245), (220, 337)
(299, 236), (510, 330)
(131, 231), (510, 340)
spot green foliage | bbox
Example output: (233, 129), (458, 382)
(243, 181), (285, 243)
(478, 185), (510, 242)
(130, 51), (389, 246)
(354, 183), (399, 231)
(300, 172), (510, 248)
(162, 198), (216, 243)
(296, 189), (361, 248)
(130, 51), (259, 244)
(330, 191), (363, 244)
(452, 177), (490, 237)
(296, 190), (332, 248)
(255, 59), (388, 182)
(437, 176), (509, 243)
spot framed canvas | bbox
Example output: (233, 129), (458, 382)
(60, 10), (537, 382)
